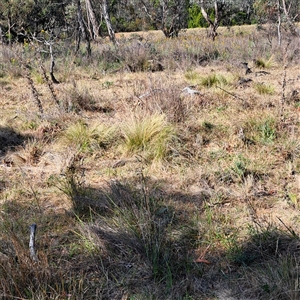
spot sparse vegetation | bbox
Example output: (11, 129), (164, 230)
(1, 24), (300, 299)
(254, 82), (275, 95)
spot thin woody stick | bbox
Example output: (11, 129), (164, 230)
(29, 223), (39, 262)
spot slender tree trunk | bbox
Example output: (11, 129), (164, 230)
(77, 0), (91, 56)
(101, 0), (117, 45)
(85, 0), (99, 40)
(281, 0), (298, 36)
(0, 26), (3, 45)
(49, 43), (59, 84)
(7, 13), (12, 47)
(200, 3), (218, 40)
(277, 0), (281, 46)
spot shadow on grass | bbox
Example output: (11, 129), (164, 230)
(1, 174), (300, 299)
(0, 126), (31, 158)
(50, 171), (300, 299)
(214, 223), (300, 300)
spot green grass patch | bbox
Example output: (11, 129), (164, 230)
(243, 117), (277, 144)
(254, 82), (275, 95)
(184, 70), (201, 83)
(199, 73), (229, 88)
(61, 121), (117, 153)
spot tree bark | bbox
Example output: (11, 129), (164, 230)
(77, 0), (91, 56)
(277, 0), (282, 46)
(101, 0), (117, 45)
(7, 13), (12, 47)
(281, 0), (298, 36)
(85, 0), (99, 40)
(200, 2), (219, 41)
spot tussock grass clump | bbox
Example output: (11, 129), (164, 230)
(63, 83), (113, 113)
(253, 55), (276, 69)
(199, 73), (230, 88)
(243, 116), (277, 144)
(61, 121), (117, 153)
(121, 113), (176, 160)
(254, 82), (275, 95)
(184, 70), (201, 83)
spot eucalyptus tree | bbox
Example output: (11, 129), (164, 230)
(85, 0), (100, 39)
(0, 0), (72, 44)
(254, 0), (299, 29)
(198, 0), (233, 40)
(101, 0), (117, 44)
(77, 0), (91, 55)
(254, 0), (299, 44)
(139, 0), (190, 38)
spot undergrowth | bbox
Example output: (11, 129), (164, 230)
(1, 25), (300, 300)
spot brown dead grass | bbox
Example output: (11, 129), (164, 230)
(1, 25), (300, 299)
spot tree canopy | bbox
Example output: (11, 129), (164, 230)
(0, 0), (298, 43)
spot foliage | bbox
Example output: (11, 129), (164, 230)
(137, 0), (190, 38)
(254, 0), (300, 24)
(188, 3), (208, 28)
(0, 0), (72, 43)
(0, 0), (287, 44)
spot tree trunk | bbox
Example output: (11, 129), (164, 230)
(200, 3), (218, 40)
(85, 0), (99, 40)
(209, 24), (218, 41)
(0, 26), (3, 45)
(101, 0), (117, 45)
(77, 0), (91, 56)
(277, 0), (281, 46)
(281, 0), (298, 36)
(7, 14), (12, 47)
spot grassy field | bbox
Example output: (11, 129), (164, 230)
(1, 24), (300, 299)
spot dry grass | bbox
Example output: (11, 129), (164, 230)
(1, 24), (300, 299)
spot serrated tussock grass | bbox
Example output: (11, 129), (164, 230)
(199, 73), (231, 88)
(254, 82), (275, 95)
(121, 113), (176, 160)
(243, 116), (277, 144)
(254, 55), (277, 69)
(61, 121), (117, 153)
